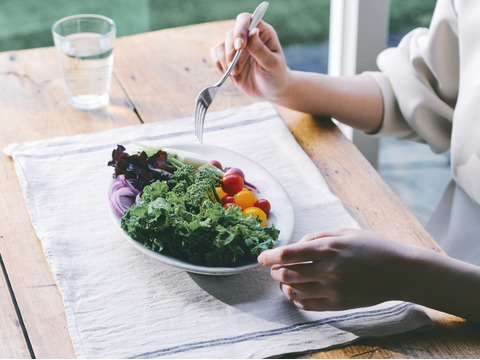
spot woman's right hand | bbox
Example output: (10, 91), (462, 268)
(210, 13), (291, 102)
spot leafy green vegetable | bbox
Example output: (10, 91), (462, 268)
(108, 145), (174, 191)
(120, 166), (280, 267)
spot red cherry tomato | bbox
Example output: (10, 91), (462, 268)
(222, 173), (244, 195)
(254, 199), (271, 215)
(222, 195), (235, 205)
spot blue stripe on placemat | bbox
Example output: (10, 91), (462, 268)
(131, 302), (412, 358)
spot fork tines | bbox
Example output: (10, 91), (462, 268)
(194, 93), (207, 143)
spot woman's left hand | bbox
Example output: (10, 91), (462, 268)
(258, 229), (413, 311)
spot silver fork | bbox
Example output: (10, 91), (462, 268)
(194, 1), (269, 143)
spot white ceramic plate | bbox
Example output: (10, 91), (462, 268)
(108, 144), (295, 275)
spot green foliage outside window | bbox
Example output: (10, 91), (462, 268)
(0, 0), (436, 53)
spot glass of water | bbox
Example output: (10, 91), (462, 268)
(52, 14), (116, 110)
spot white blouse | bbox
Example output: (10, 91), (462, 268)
(368, 0), (480, 265)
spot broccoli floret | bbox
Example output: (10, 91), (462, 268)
(144, 161), (222, 213)
(196, 166), (222, 187)
(184, 167), (222, 212)
(169, 179), (189, 196)
(171, 164), (197, 185)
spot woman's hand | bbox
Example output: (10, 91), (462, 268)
(210, 13), (291, 101)
(258, 229), (414, 311)
(211, 13), (383, 131)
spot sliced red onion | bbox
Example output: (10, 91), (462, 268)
(110, 186), (136, 217)
(124, 178), (141, 196)
(108, 177), (125, 199)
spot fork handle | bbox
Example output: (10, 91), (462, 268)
(215, 2), (269, 87)
(249, 2), (269, 31)
(216, 50), (243, 86)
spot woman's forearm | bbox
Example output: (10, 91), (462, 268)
(402, 246), (480, 323)
(276, 70), (384, 133)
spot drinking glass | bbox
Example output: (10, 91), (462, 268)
(52, 14), (116, 110)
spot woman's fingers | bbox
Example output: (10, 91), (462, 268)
(258, 245), (320, 267)
(298, 229), (353, 243)
(210, 15), (289, 102)
(293, 298), (337, 312)
(258, 231), (345, 266)
(270, 262), (322, 284)
(224, 29), (236, 65)
(233, 12), (253, 50)
(210, 42), (225, 73)
(279, 283), (341, 311)
(244, 23), (282, 67)
(210, 26), (236, 73)
(210, 23), (252, 76)
(258, 229), (365, 267)
(258, 245), (314, 266)
(280, 282), (326, 300)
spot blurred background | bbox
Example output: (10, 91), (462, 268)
(0, 0), (436, 52)
(1, 0), (451, 226)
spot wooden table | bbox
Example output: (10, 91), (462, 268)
(0, 20), (479, 359)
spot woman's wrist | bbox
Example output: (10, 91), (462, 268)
(372, 241), (420, 303)
(389, 243), (428, 303)
(273, 71), (384, 132)
(273, 70), (326, 114)
(270, 67), (298, 105)
(395, 244), (480, 322)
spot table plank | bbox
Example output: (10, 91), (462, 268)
(0, 46), (141, 358)
(0, 252), (30, 358)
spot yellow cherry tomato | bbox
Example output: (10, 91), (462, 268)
(234, 189), (256, 210)
(215, 186), (227, 202)
(243, 206), (267, 227)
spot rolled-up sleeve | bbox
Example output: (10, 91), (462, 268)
(369, 0), (459, 154)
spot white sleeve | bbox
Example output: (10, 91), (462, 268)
(369, 0), (459, 154)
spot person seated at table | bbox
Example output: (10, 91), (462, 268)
(210, 0), (480, 323)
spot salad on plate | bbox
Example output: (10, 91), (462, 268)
(107, 144), (288, 271)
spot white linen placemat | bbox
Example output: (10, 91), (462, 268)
(4, 102), (432, 359)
